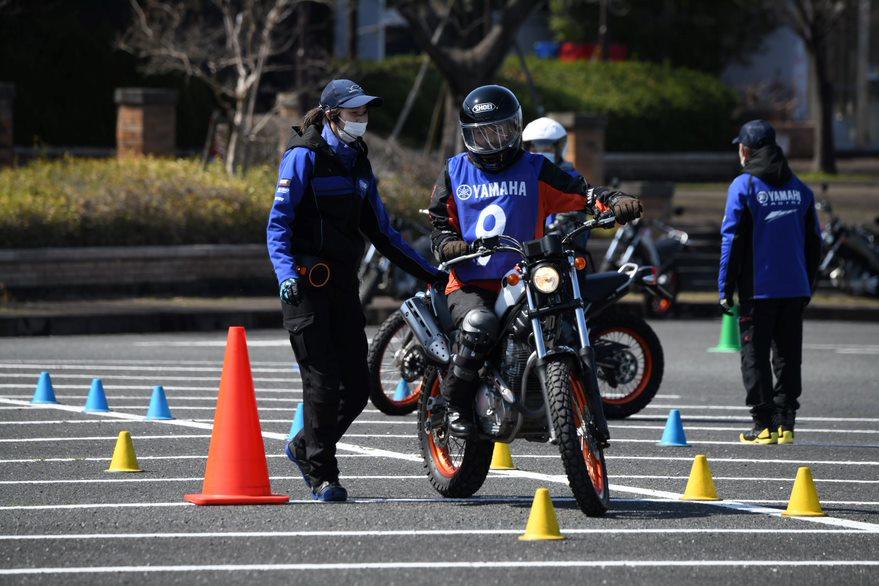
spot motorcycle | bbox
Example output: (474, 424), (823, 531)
(599, 210), (688, 316)
(816, 189), (879, 298)
(358, 216), (433, 306)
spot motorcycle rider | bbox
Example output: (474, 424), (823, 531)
(719, 119), (821, 445)
(428, 85), (643, 438)
(267, 79), (440, 501)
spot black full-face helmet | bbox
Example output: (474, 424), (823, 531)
(460, 85), (523, 172)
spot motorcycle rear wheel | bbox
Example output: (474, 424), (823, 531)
(546, 356), (609, 516)
(367, 311), (423, 416)
(418, 368), (493, 498)
(590, 311), (664, 419)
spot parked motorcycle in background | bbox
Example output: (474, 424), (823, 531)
(816, 186), (879, 298)
(599, 209), (689, 316)
(358, 215), (433, 306)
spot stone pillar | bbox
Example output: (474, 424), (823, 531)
(114, 88), (178, 157)
(547, 112), (606, 185)
(0, 83), (14, 167)
(275, 92), (304, 153)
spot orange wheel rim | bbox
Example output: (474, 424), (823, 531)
(572, 377), (606, 496)
(597, 327), (654, 406)
(427, 378), (458, 478)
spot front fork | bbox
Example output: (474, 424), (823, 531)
(525, 265), (611, 444)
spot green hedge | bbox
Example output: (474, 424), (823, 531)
(353, 56), (738, 152)
(0, 156), (430, 248)
(0, 158), (274, 248)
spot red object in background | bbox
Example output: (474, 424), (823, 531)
(559, 42), (628, 62)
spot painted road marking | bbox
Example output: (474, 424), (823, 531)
(1, 474), (876, 486)
(629, 414), (879, 423)
(2, 560), (879, 575)
(0, 363), (295, 373)
(0, 528), (874, 541)
(2, 397), (876, 532)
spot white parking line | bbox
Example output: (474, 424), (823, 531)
(0, 363), (295, 373)
(0, 527), (871, 541)
(1, 560), (878, 575)
(2, 474), (875, 486)
(0, 434), (212, 442)
(0, 385), (300, 393)
(0, 395), (295, 402)
(630, 414), (879, 423)
(2, 397), (876, 532)
(0, 374), (299, 383)
(0, 419), (411, 426)
(609, 424), (879, 434)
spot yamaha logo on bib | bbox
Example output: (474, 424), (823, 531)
(756, 189), (801, 206)
(757, 191), (769, 205)
(456, 184), (473, 200)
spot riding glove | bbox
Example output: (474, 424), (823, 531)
(439, 240), (469, 262)
(607, 192), (643, 224)
(280, 277), (303, 305)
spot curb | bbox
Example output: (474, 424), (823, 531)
(0, 300), (876, 337)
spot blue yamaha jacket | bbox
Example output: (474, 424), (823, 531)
(718, 146), (821, 301)
(266, 124), (439, 285)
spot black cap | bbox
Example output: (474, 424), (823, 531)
(319, 79), (383, 110)
(733, 119), (776, 149)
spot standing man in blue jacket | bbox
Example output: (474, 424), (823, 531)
(718, 120), (822, 445)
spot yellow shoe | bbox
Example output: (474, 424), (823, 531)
(739, 427), (778, 445)
(777, 426), (795, 445)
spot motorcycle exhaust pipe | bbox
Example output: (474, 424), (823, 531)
(399, 293), (451, 365)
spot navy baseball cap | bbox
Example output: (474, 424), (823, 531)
(320, 79), (383, 110)
(732, 119), (776, 149)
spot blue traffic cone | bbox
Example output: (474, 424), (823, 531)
(30, 371), (58, 405)
(657, 409), (689, 447)
(287, 402), (304, 440)
(146, 385), (174, 420)
(83, 378), (110, 413)
(392, 379), (411, 401)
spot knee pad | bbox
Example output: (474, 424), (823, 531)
(452, 309), (499, 381)
(459, 309), (499, 352)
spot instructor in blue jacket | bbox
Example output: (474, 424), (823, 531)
(266, 80), (440, 501)
(718, 120), (821, 445)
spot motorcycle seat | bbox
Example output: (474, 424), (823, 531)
(581, 271), (630, 302)
(431, 288), (455, 333)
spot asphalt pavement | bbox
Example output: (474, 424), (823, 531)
(0, 319), (877, 584)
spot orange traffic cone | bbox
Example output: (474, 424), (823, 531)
(185, 327), (289, 505)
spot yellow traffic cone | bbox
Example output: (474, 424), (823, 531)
(105, 431), (142, 473)
(680, 454), (721, 501)
(519, 488), (565, 541)
(782, 467), (826, 517)
(490, 442), (517, 470)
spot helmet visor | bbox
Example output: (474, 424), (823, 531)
(461, 109), (522, 155)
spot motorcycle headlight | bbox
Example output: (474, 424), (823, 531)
(532, 265), (560, 294)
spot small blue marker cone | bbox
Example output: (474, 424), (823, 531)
(30, 372), (58, 405)
(83, 378), (110, 413)
(657, 409), (689, 447)
(146, 385), (174, 420)
(392, 379), (411, 401)
(287, 402), (304, 440)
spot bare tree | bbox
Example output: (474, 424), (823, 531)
(394, 0), (541, 155)
(119, 0), (317, 174)
(780, 0), (846, 173)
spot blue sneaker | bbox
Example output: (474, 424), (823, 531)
(312, 481), (347, 502)
(284, 440), (312, 490)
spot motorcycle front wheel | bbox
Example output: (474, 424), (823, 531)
(418, 367), (493, 498)
(545, 356), (609, 516)
(366, 311), (424, 415)
(590, 311), (664, 419)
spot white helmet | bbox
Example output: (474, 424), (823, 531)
(522, 117), (568, 164)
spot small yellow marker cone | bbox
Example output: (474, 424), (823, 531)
(680, 454), (721, 501)
(490, 442), (517, 470)
(782, 467), (826, 517)
(519, 488), (565, 541)
(105, 431), (142, 473)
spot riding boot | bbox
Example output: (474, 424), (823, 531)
(442, 370), (477, 438)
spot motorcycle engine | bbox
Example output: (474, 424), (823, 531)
(474, 373), (519, 439)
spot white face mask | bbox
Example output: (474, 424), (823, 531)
(538, 152), (557, 164)
(339, 119), (367, 142)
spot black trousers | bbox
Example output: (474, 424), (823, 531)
(738, 297), (807, 424)
(282, 283), (370, 486)
(443, 286), (497, 406)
